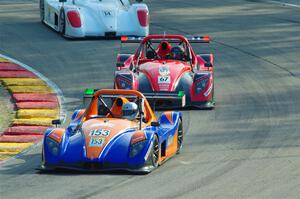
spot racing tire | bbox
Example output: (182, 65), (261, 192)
(41, 148), (46, 168)
(39, 0), (44, 22)
(208, 85), (216, 110)
(176, 118), (183, 154)
(150, 135), (159, 168)
(59, 10), (66, 36)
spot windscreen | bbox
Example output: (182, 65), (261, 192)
(120, 38), (190, 61)
(95, 95), (139, 117)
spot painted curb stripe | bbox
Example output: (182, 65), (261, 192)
(0, 63), (26, 71)
(0, 143), (34, 153)
(1, 78), (46, 86)
(16, 109), (59, 119)
(13, 118), (53, 126)
(0, 54), (66, 123)
(0, 54), (64, 162)
(0, 58), (10, 63)
(4, 126), (49, 135)
(7, 85), (53, 93)
(0, 155), (14, 161)
(0, 135), (43, 143)
(16, 102), (59, 109)
(0, 71), (36, 78)
(12, 93), (58, 102)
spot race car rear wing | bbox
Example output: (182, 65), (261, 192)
(120, 36), (210, 43)
(83, 89), (186, 108)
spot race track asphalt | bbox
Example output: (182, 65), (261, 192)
(1, 0), (300, 198)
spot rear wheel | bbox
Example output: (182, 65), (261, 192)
(39, 0), (44, 22)
(59, 10), (66, 36)
(176, 119), (183, 154)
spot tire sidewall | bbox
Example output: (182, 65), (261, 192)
(40, 0), (44, 22)
(151, 135), (159, 168)
(59, 9), (66, 35)
(176, 118), (183, 154)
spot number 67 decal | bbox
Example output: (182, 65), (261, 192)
(158, 76), (170, 83)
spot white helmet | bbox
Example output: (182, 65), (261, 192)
(122, 102), (138, 120)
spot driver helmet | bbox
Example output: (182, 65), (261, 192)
(169, 46), (185, 60)
(122, 102), (138, 120)
(157, 41), (172, 58)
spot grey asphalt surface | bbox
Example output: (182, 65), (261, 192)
(1, 0), (300, 198)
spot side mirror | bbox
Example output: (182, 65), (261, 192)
(59, 0), (67, 2)
(204, 62), (213, 67)
(52, 119), (61, 127)
(116, 62), (125, 68)
(151, 121), (160, 127)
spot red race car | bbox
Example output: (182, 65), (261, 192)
(114, 34), (215, 109)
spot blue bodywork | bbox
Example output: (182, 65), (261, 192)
(43, 110), (182, 173)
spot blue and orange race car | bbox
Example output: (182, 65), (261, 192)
(42, 89), (183, 173)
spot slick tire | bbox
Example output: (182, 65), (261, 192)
(59, 10), (66, 36)
(176, 118), (183, 154)
(150, 134), (159, 168)
(40, 0), (45, 22)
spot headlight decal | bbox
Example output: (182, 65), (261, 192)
(129, 140), (147, 158)
(116, 74), (132, 90)
(46, 137), (60, 156)
(195, 78), (209, 95)
(129, 131), (147, 158)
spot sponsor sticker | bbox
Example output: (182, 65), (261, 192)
(50, 132), (61, 139)
(167, 135), (174, 146)
(103, 10), (112, 17)
(90, 122), (114, 128)
(159, 66), (170, 76)
(159, 84), (169, 91)
(158, 76), (170, 84)
(89, 129), (110, 137)
(89, 137), (105, 147)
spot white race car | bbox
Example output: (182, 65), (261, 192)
(40, 0), (149, 38)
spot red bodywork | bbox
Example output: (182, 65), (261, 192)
(115, 35), (215, 108)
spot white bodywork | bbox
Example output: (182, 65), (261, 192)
(40, 0), (149, 38)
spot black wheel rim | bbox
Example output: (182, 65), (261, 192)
(177, 121), (183, 149)
(59, 12), (65, 34)
(152, 137), (159, 165)
(40, 0), (44, 21)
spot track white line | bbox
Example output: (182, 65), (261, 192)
(0, 53), (66, 123)
(264, 0), (300, 8)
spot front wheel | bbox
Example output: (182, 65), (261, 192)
(176, 118), (183, 154)
(39, 0), (44, 22)
(151, 135), (159, 168)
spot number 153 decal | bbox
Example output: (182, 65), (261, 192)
(89, 129), (110, 137)
(89, 137), (105, 147)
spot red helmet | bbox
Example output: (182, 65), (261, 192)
(157, 41), (172, 58)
